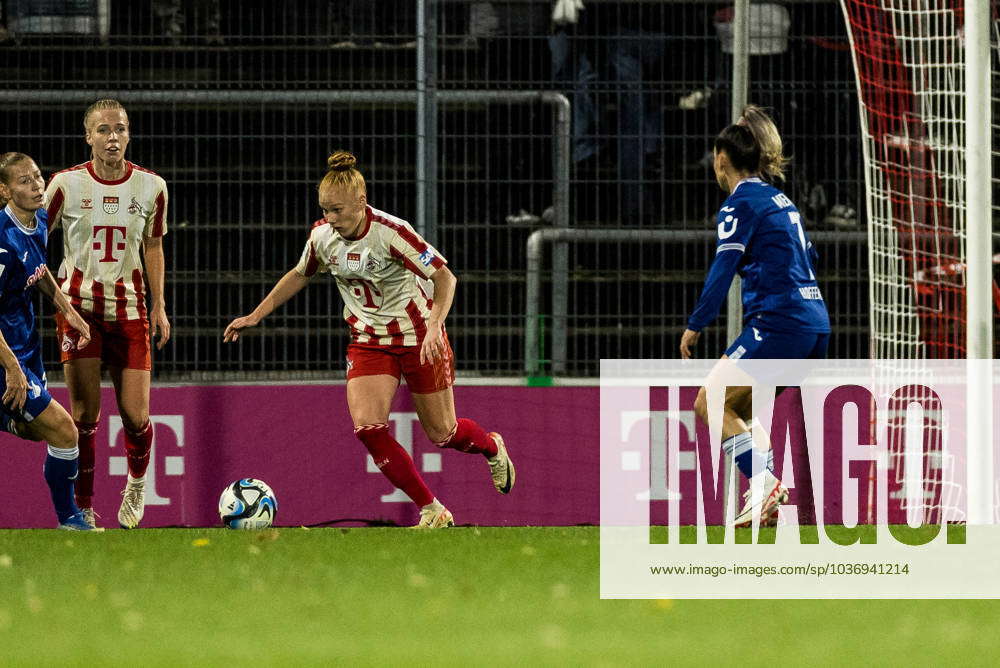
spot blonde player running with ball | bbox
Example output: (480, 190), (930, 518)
(224, 151), (514, 528)
(45, 99), (171, 529)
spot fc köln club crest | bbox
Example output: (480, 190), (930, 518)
(103, 196), (119, 214)
(346, 252), (362, 272)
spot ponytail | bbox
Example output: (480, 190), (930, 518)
(737, 104), (788, 182)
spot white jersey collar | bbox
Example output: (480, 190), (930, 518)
(732, 176), (763, 194)
(3, 204), (39, 234)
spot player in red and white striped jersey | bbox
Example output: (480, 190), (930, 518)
(224, 151), (514, 528)
(44, 99), (172, 530)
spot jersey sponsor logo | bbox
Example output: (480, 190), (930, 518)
(81, 198), (93, 209)
(103, 196), (119, 214)
(419, 249), (436, 266)
(718, 214), (739, 240)
(24, 263), (46, 290)
(347, 252), (362, 272)
(128, 196), (147, 216)
(92, 225), (128, 263)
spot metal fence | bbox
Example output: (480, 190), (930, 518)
(0, 0), (869, 379)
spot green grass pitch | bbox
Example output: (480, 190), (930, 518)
(0, 527), (997, 665)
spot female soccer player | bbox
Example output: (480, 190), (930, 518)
(0, 152), (99, 530)
(224, 151), (515, 528)
(44, 99), (171, 529)
(679, 106), (830, 527)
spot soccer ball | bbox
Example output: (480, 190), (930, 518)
(218, 478), (278, 530)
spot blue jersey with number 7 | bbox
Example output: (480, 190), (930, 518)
(687, 177), (830, 334)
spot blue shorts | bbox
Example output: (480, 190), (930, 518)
(0, 347), (52, 434)
(725, 325), (829, 361)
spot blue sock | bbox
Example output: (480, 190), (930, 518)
(722, 432), (767, 480)
(43, 445), (80, 523)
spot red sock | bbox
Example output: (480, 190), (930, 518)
(434, 418), (498, 458)
(356, 424), (434, 508)
(74, 421), (98, 508)
(124, 421), (153, 479)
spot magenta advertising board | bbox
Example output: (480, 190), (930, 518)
(1, 383), (915, 528)
(0, 385), (601, 529)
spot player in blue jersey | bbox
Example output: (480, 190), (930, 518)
(680, 106), (830, 527)
(0, 152), (98, 530)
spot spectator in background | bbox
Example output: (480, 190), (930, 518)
(549, 0), (667, 222)
(153, 0), (222, 45)
(330, 0), (417, 49)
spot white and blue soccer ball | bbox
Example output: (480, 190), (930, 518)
(218, 478), (277, 530)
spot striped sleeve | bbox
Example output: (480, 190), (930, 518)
(387, 227), (446, 280)
(44, 175), (65, 227)
(145, 181), (168, 238)
(294, 233), (322, 277)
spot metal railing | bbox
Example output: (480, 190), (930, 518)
(525, 229), (868, 375)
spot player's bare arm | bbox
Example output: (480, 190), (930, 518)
(36, 269), (91, 350)
(223, 268), (312, 342)
(419, 266), (457, 365)
(0, 330), (28, 411)
(143, 235), (171, 349)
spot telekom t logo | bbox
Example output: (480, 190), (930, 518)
(108, 415), (184, 506)
(93, 225), (127, 262)
(367, 412), (441, 502)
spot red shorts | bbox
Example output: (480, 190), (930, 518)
(346, 336), (455, 394)
(56, 311), (151, 371)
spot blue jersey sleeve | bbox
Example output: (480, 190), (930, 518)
(686, 201), (755, 332)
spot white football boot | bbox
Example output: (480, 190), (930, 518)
(734, 473), (788, 528)
(487, 432), (515, 494)
(81, 507), (99, 529)
(118, 476), (147, 529)
(412, 504), (455, 529)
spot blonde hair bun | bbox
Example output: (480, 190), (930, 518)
(327, 151), (357, 172)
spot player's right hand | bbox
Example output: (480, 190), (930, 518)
(680, 328), (701, 360)
(2, 366), (28, 412)
(64, 309), (91, 350)
(223, 315), (258, 342)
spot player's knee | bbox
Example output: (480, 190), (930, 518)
(51, 417), (79, 450)
(694, 387), (709, 424)
(121, 411), (149, 434)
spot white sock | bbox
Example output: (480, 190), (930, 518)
(46, 444), (79, 460)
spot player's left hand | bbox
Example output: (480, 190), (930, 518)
(420, 321), (445, 365)
(680, 328), (701, 360)
(151, 305), (171, 349)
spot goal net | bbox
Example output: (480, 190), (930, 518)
(838, 0), (999, 523)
